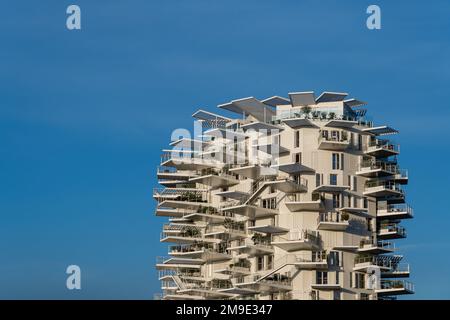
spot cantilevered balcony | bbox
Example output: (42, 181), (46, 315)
(353, 255), (403, 273)
(363, 181), (404, 198)
(189, 169), (239, 190)
(365, 139), (400, 158)
(219, 203), (278, 219)
(381, 263), (410, 278)
(227, 238), (274, 256)
(182, 207), (238, 223)
(356, 160), (398, 178)
(317, 212), (349, 231)
(160, 228), (221, 245)
(160, 151), (223, 170)
(318, 130), (350, 151)
(375, 280), (414, 296)
(156, 256), (204, 270)
(377, 204), (413, 220)
(204, 225), (247, 240)
(157, 166), (197, 181)
(358, 239), (395, 254)
(285, 194), (325, 212)
(215, 260), (252, 276)
(271, 230), (321, 252)
(338, 207), (370, 218)
(229, 164), (277, 180)
(235, 273), (292, 292)
(313, 184), (350, 193)
(169, 244), (232, 262)
(378, 223), (407, 240)
(265, 177), (308, 194)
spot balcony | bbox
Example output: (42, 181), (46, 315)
(317, 212), (349, 231)
(157, 166), (197, 181)
(356, 161), (398, 178)
(381, 263), (410, 278)
(220, 203), (278, 219)
(313, 184), (350, 193)
(169, 244), (232, 262)
(358, 239), (395, 254)
(204, 224), (247, 240)
(156, 256), (204, 270)
(160, 151), (224, 170)
(365, 139), (400, 158)
(318, 130), (350, 151)
(377, 204), (413, 220)
(292, 252), (328, 270)
(229, 164), (277, 180)
(189, 170), (239, 190)
(375, 280), (414, 296)
(271, 230), (321, 252)
(285, 199), (324, 212)
(265, 178), (308, 194)
(235, 273), (292, 292)
(378, 223), (407, 240)
(182, 206), (238, 223)
(215, 260), (252, 276)
(353, 255), (403, 272)
(160, 227), (221, 245)
(227, 238), (274, 256)
(363, 181), (404, 198)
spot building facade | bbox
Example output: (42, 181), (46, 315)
(154, 91), (414, 300)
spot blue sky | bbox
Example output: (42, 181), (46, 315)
(0, 0), (449, 299)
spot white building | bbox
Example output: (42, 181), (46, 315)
(154, 91), (414, 300)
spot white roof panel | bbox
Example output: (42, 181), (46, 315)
(288, 91), (316, 106)
(192, 109), (231, 121)
(261, 96), (291, 107)
(218, 97), (275, 122)
(316, 91), (348, 103)
(344, 99), (367, 108)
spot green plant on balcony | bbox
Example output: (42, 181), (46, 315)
(301, 106), (312, 118)
(311, 111), (320, 119)
(181, 226), (200, 238)
(341, 212), (350, 221)
(320, 112), (328, 120)
(328, 112), (336, 120)
(341, 131), (348, 141)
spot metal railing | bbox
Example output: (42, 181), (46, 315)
(359, 239), (395, 250)
(379, 280), (414, 292)
(367, 139), (400, 153)
(273, 230), (320, 244)
(359, 160), (398, 174)
(379, 224), (407, 237)
(378, 204), (414, 217)
(365, 181), (403, 193)
(318, 212), (348, 224)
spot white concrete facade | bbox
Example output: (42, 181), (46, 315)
(154, 91), (413, 300)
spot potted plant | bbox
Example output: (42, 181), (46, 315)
(301, 106), (312, 118)
(320, 112), (328, 120)
(328, 112), (336, 120)
(341, 212), (350, 221)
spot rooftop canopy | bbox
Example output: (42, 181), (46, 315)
(288, 91), (316, 107)
(315, 91), (348, 103)
(362, 125), (399, 136)
(192, 109), (232, 122)
(261, 96), (291, 107)
(218, 97), (275, 122)
(344, 98), (367, 108)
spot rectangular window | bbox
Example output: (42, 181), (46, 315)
(353, 176), (357, 191)
(257, 257), (264, 271)
(332, 194), (340, 209)
(358, 134), (363, 151)
(363, 197), (368, 208)
(316, 174), (321, 187)
(294, 130), (300, 148)
(332, 153), (339, 170)
(355, 273), (365, 289)
(347, 195), (352, 207)
(341, 154), (344, 170)
(328, 251), (340, 266)
(316, 271), (328, 285)
(293, 152), (301, 164)
(267, 255), (273, 269)
(330, 174), (337, 186)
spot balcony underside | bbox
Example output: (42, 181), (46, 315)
(247, 225), (289, 235)
(160, 236), (221, 244)
(229, 165), (277, 180)
(161, 158), (223, 170)
(381, 271), (410, 278)
(317, 221), (349, 231)
(221, 204), (278, 219)
(311, 284), (342, 290)
(158, 200), (211, 210)
(282, 118), (318, 128)
(271, 240), (319, 252)
(157, 172), (194, 180)
(363, 187), (403, 197)
(375, 287), (414, 296)
(227, 244), (274, 256)
(217, 287), (257, 295)
(266, 179), (307, 193)
(189, 174), (239, 189)
(215, 190), (249, 200)
(377, 210), (413, 220)
(325, 119), (358, 128)
(156, 263), (202, 270)
(314, 185), (350, 193)
(285, 200), (324, 212)
(204, 230), (247, 240)
(234, 281), (292, 293)
(339, 207), (370, 218)
(170, 251), (232, 262)
(155, 208), (190, 218)
(255, 144), (290, 155)
(318, 141), (349, 151)
(163, 294), (205, 300)
(357, 246), (394, 254)
(332, 245), (358, 253)
(182, 213), (236, 223)
(377, 230), (406, 240)
(294, 261), (328, 270)
(158, 180), (190, 187)
(355, 168), (396, 178)
(365, 147), (399, 158)
(271, 162), (315, 174)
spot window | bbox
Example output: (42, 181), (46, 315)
(293, 152), (301, 164)
(333, 194), (340, 208)
(353, 196), (357, 208)
(257, 257), (264, 271)
(341, 154), (344, 170)
(355, 273), (365, 289)
(347, 175), (351, 188)
(367, 218), (372, 232)
(267, 255), (273, 269)
(330, 174), (337, 185)
(332, 153), (339, 170)
(294, 130), (300, 148)
(331, 130), (339, 141)
(350, 132), (354, 146)
(328, 251), (340, 266)
(347, 195), (352, 207)
(358, 134), (363, 151)
(316, 271), (328, 285)
(363, 197), (368, 208)
(262, 198), (276, 209)
(316, 173), (322, 187)
(353, 176), (357, 191)
(360, 293), (370, 301)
